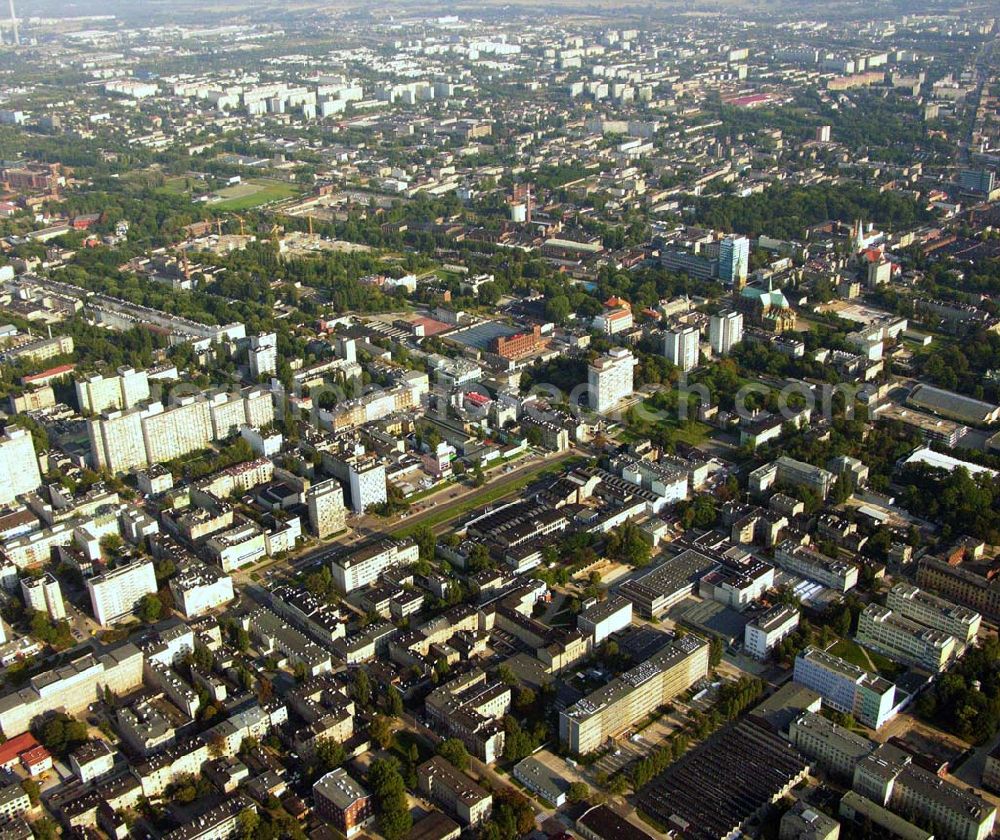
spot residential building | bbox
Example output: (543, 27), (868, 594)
(306, 479), (347, 538)
(588, 348), (636, 414)
(0, 428), (41, 506)
(169, 563), (235, 618)
(513, 756), (566, 807)
(75, 367), (150, 414)
(773, 541), (858, 592)
(886, 582), (981, 645)
(313, 769), (373, 838)
(917, 557), (1000, 622)
(854, 744), (995, 840)
(248, 333), (277, 379)
(330, 538), (419, 594)
(418, 756), (492, 826)
(163, 795), (256, 840)
(744, 605), (799, 660)
(0, 643), (144, 737)
(0, 783), (29, 823)
(750, 456), (837, 499)
(87, 560), (157, 625)
(793, 647), (896, 730)
(709, 310), (743, 355)
(779, 800), (840, 840)
(560, 635), (709, 754)
(70, 740), (116, 784)
(788, 711), (875, 780)
(855, 604), (955, 672)
(663, 325), (700, 372)
(839, 790), (933, 840)
(577, 596), (632, 645)
(21, 573), (65, 621)
(247, 607), (332, 677)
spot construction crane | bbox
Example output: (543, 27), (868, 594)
(216, 218), (223, 236)
(308, 214), (314, 236)
(232, 214), (246, 236)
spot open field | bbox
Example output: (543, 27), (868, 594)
(208, 179), (301, 211)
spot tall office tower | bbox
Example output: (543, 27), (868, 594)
(306, 479), (348, 538)
(587, 348), (637, 414)
(21, 573), (66, 621)
(0, 427), (41, 505)
(88, 409), (148, 473)
(663, 326), (700, 372)
(248, 333), (278, 379)
(87, 560), (157, 625)
(709, 310), (744, 355)
(718, 234), (750, 286)
(76, 367), (150, 414)
(815, 125), (832, 142)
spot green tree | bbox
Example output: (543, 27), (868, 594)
(367, 758), (412, 840)
(137, 593), (163, 623)
(566, 781), (590, 803)
(436, 738), (470, 771)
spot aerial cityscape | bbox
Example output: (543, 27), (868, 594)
(0, 1), (1000, 839)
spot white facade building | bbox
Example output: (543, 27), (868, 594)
(709, 310), (744, 355)
(87, 560), (157, 625)
(663, 326), (700, 372)
(0, 428), (41, 506)
(587, 348), (636, 414)
(21, 573), (66, 621)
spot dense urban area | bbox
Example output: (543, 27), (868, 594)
(2, 1), (1000, 839)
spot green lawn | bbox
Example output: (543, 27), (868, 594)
(160, 176), (194, 195)
(210, 179), (300, 211)
(829, 638), (903, 679)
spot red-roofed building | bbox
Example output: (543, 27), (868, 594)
(0, 732), (40, 771)
(20, 363), (76, 387)
(20, 744), (53, 776)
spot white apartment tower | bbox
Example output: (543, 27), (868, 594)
(587, 348), (636, 414)
(306, 479), (348, 539)
(142, 397), (214, 463)
(76, 367), (150, 415)
(663, 326), (700, 372)
(88, 409), (148, 473)
(0, 427), (42, 506)
(709, 310), (744, 355)
(21, 573), (66, 621)
(248, 333), (278, 380)
(87, 559), (157, 625)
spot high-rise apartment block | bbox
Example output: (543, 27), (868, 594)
(21, 573), (65, 621)
(587, 348), (636, 414)
(75, 367), (150, 415)
(87, 560), (157, 625)
(0, 428), (41, 506)
(306, 479), (347, 538)
(663, 325), (700, 372)
(248, 333), (278, 380)
(88, 389), (275, 473)
(709, 310), (744, 355)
